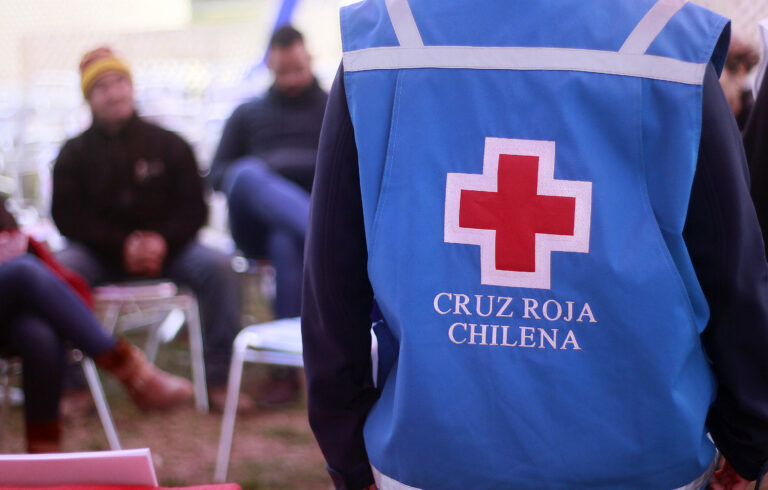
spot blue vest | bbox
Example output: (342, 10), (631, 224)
(341, 1), (730, 488)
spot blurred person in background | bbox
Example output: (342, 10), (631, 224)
(209, 26), (327, 405)
(0, 196), (193, 453)
(209, 25), (326, 320)
(745, 50), (768, 259)
(720, 35), (759, 129)
(50, 46), (250, 412)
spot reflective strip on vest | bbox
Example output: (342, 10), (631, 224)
(385, 0), (423, 47)
(343, 46), (705, 85)
(620, 0), (687, 54)
(343, 0), (705, 86)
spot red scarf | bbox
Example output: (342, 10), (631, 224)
(26, 236), (93, 308)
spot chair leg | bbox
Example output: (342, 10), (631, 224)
(143, 323), (162, 365)
(99, 303), (122, 335)
(183, 298), (209, 413)
(213, 345), (246, 483)
(146, 308), (186, 365)
(81, 357), (121, 450)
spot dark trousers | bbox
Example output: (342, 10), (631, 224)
(0, 254), (116, 423)
(224, 160), (309, 318)
(57, 240), (241, 386)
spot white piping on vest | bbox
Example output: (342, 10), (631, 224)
(342, 45), (706, 85)
(371, 453), (719, 490)
(385, 0), (423, 48)
(620, 0), (688, 54)
(347, 0), (703, 85)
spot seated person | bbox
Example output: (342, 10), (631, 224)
(208, 26), (328, 319)
(51, 46), (247, 410)
(719, 35), (758, 129)
(745, 40), (768, 251)
(0, 197), (193, 453)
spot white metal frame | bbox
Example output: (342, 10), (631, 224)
(0, 351), (121, 450)
(213, 317), (303, 483)
(93, 282), (209, 414)
(213, 318), (379, 483)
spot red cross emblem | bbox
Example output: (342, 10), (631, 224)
(445, 138), (592, 289)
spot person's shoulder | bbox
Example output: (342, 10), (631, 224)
(234, 96), (269, 116)
(136, 116), (178, 138)
(138, 117), (192, 149)
(222, 96), (271, 131)
(55, 128), (92, 166)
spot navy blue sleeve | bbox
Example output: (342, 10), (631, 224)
(684, 63), (768, 481)
(304, 62), (768, 487)
(301, 65), (378, 490)
(744, 69), (768, 244)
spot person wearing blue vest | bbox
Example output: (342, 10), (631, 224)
(302, 1), (768, 488)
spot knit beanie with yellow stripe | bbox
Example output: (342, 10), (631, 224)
(79, 46), (131, 98)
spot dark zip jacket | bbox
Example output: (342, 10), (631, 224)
(52, 113), (207, 266)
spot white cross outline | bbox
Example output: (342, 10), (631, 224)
(444, 137), (593, 290)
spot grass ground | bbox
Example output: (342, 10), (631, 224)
(0, 359), (331, 489)
(0, 271), (332, 489)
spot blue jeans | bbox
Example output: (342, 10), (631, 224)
(0, 254), (117, 423)
(224, 159), (309, 318)
(57, 241), (241, 386)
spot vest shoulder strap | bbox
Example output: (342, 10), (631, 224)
(385, 0), (423, 47)
(620, 0), (688, 54)
(343, 0), (726, 86)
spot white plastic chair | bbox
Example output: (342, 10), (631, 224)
(92, 281), (209, 413)
(213, 318), (379, 483)
(213, 317), (303, 483)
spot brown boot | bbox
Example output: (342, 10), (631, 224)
(26, 420), (61, 453)
(95, 338), (194, 411)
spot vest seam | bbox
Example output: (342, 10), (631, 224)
(637, 75), (701, 331)
(368, 71), (405, 262)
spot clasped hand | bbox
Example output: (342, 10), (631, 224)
(123, 230), (167, 277)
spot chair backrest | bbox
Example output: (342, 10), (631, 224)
(238, 318), (303, 354)
(92, 281), (179, 302)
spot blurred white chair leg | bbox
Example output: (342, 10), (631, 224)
(144, 324), (162, 365)
(144, 308), (184, 364)
(213, 342), (247, 483)
(93, 284), (210, 414)
(213, 318), (304, 482)
(100, 303), (121, 334)
(183, 296), (209, 414)
(80, 355), (121, 450)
